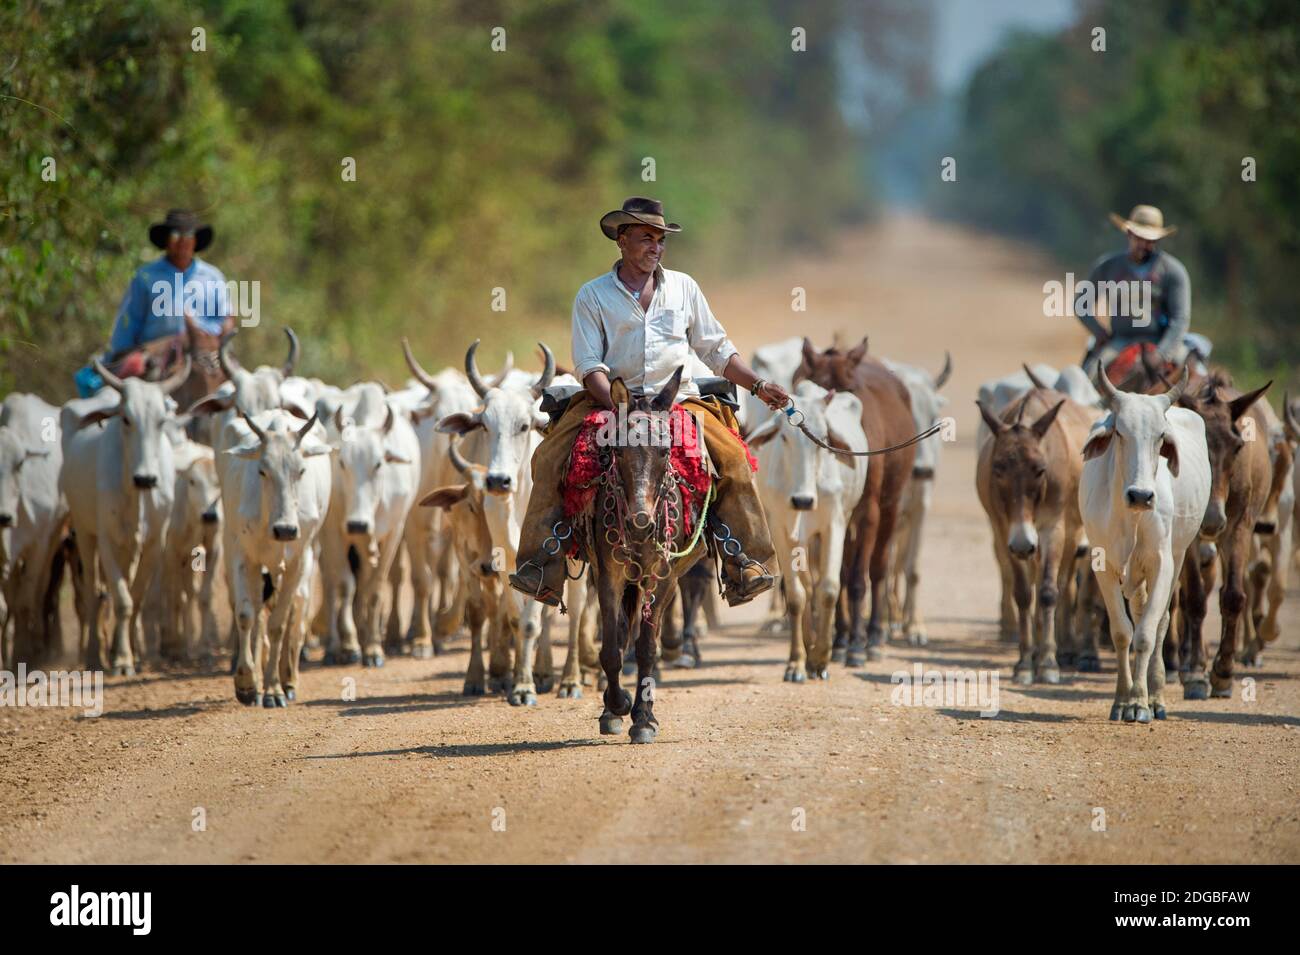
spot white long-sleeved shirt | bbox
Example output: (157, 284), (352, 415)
(571, 261), (738, 397)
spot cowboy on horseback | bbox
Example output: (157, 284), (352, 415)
(1074, 204), (1204, 380)
(509, 197), (787, 609)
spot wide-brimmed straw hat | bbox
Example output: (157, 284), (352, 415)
(149, 208), (213, 252)
(1108, 204), (1177, 241)
(599, 197), (682, 241)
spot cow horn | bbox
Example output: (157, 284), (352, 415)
(532, 342), (555, 398)
(294, 412), (319, 448)
(92, 359), (126, 393)
(465, 340), (490, 398)
(237, 402), (267, 445)
(1160, 365), (1190, 409)
(219, 332), (240, 380)
(934, 351), (952, 390)
(402, 337), (439, 390)
(1093, 364), (1119, 409)
(282, 328), (300, 377)
(159, 356), (192, 395)
(1022, 363), (1050, 391)
(448, 433), (472, 475)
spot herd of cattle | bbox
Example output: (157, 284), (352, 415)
(0, 329), (1296, 725)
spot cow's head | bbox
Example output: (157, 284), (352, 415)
(978, 394), (1066, 558)
(419, 435), (498, 578)
(435, 340), (553, 496)
(178, 445), (222, 529)
(1084, 366), (1189, 514)
(0, 426), (51, 529)
(333, 400), (412, 538)
(1166, 370), (1269, 537)
(748, 381), (862, 512)
(226, 407), (330, 541)
(80, 359), (190, 490)
(909, 354), (951, 479)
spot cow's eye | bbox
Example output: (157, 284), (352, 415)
(374, 462), (382, 472)
(296, 468), (306, 480)
(518, 423), (528, 434)
(121, 417), (132, 429)
(258, 468), (266, 478)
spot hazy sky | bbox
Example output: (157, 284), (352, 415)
(933, 0), (1077, 90)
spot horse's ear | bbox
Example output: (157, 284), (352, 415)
(846, 336), (869, 365)
(651, 366), (683, 412)
(609, 378), (630, 408)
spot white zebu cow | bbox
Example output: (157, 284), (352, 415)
(0, 393), (67, 667)
(61, 361), (189, 674)
(188, 329), (305, 450)
(1054, 364), (1103, 409)
(437, 340), (560, 705)
(882, 353), (951, 645)
(396, 341), (501, 658)
(1079, 369), (1210, 723)
(314, 384), (420, 668)
(738, 336), (805, 436)
(748, 381), (868, 681)
(222, 408), (332, 705)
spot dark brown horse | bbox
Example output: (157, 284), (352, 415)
(794, 337), (915, 664)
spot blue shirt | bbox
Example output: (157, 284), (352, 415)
(109, 256), (232, 355)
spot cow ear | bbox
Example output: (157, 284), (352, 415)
(1030, 399), (1066, 440)
(975, 400), (1005, 436)
(1160, 433), (1180, 477)
(746, 416), (780, 448)
(186, 393), (234, 416)
(609, 377), (631, 409)
(1082, 419), (1114, 461)
(436, 412), (483, 435)
(420, 484), (469, 509)
(1228, 380), (1271, 423)
(77, 407), (120, 430)
(282, 403), (310, 420)
(384, 447), (412, 465)
(225, 442), (261, 460)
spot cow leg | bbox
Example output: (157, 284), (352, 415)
(98, 544), (137, 677)
(406, 522), (436, 658)
(1074, 559), (1102, 671)
(335, 547), (362, 664)
(280, 585), (308, 702)
(199, 529), (222, 657)
(1126, 559), (1174, 722)
(231, 557), (263, 705)
(1094, 568), (1135, 720)
(462, 576), (489, 695)
(383, 542), (405, 656)
(865, 492), (900, 662)
(784, 562), (809, 682)
(262, 560), (303, 708)
(1209, 527), (1250, 698)
(75, 533), (103, 670)
(510, 597), (543, 706)
(487, 596), (515, 693)
(1147, 608), (1172, 721)
(129, 540), (164, 672)
(559, 574), (585, 698)
(597, 573), (632, 735)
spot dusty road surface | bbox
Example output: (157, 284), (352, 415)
(3, 215), (1297, 864)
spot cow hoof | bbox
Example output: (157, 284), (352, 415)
(784, 666), (807, 683)
(410, 643), (434, 660)
(599, 713), (623, 735)
(808, 667), (829, 681)
(1076, 655), (1101, 673)
(362, 653), (384, 668)
(1057, 651), (1076, 668)
(462, 681), (485, 697)
(1037, 667), (1061, 685)
(262, 693), (287, 709)
(285, 689), (296, 702)
(330, 649), (360, 666)
(1122, 703), (1138, 722)
(535, 675), (555, 693)
(298, 646), (310, 666)
(235, 686), (259, 706)
(1108, 703), (1123, 721)
(1133, 705), (1152, 724)
(487, 676), (513, 695)
(1183, 680), (1209, 701)
(629, 724), (657, 744)
(1153, 704), (1167, 720)
(508, 688), (537, 707)
(1013, 669), (1033, 687)
(907, 631), (928, 647)
(866, 645), (884, 662)
(830, 646), (848, 664)
(844, 647), (866, 668)
(557, 683), (582, 700)
(111, 664), (136, 677)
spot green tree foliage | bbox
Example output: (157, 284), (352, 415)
(1, 0), (869, 396)
(941, 0), (1300, 382)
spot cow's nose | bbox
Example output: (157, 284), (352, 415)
(1125, 487), (1155, 509)
(790, 495), (815, 511)
(346, 520), (371, 536)
(201, 510), (220, 525)
(272, 523), (299, 541)
(133, 474), (158, 489)
(478, 560), (496, 577)
(911, 467), (935, 480)
(485, 473), (512, 493)
(0, 512), (12, 527)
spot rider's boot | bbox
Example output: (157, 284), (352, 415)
(712, 518), (776, 607)
(508, 511), (569, 608)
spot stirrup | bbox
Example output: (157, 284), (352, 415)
(508, 559), (563, 610)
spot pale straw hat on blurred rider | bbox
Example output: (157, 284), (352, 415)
(1108, 204), (1177, 241)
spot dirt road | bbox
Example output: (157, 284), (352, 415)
(3, 215), (1297, 863)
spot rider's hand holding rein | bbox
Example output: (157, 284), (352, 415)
(723, 353), (789, 410)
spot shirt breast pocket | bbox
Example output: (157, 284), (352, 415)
(650, 307), (686, 342)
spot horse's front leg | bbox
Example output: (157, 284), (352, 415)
(630, 579), (672, 743)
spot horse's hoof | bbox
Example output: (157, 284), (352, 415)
(410, 643), (434, 660)
(1076, 655), (1101, 673)
(808, 667), (829, 681)
(844, 647), (866, 668)
(1183, 680), (1209, 701)
(673, 654), (697, 669)
(1133, 705), (1152, 724)
(462, 681), (485, 697)
(1153, 704), (1167, 720)
(1014, 669), (1033, 687)
(830, 646), (848, 664)
(509, 689), (537, 707)
(1108, 702), (1123, 721)
(1037, 667), (1061, 685)
(629, 724), (657, 744)
(557, 684), (582, 700)
(1057, 651), (1076, 668)
(1210, 681), (1232, 699)
(599, 713), (623, 735)
(784, 666), (806, 683)
(535, 675), (554, 694)
(262, 692), (287, 709)
(866, 645), (884, 662)
(235, 686), (259, 706)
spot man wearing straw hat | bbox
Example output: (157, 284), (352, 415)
(509, 197), (786, 609)
(1074, 203), (1194, 374)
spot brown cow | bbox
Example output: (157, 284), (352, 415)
(1168, 370), (1272, 699)
(794, 337), (914, 664)
(976, 387), (1099, 683)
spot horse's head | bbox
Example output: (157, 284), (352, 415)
(608, 366), (684, 543)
